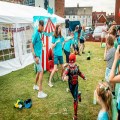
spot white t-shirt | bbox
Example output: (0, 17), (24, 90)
(101, 25), (108, 38)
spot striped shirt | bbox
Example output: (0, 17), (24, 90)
(105, 47), (116, 69)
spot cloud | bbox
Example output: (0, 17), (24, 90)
(65, 0), (115, 14)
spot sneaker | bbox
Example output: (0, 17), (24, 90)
(48, 82), (53, 87)
(66, 88), (70, 92)
(82, 52), (85, 54)
(33, 85), (39, 90)
(38, 91), (47, 98)
(78, 91), (81, 102)
(73, 115), (77, 120)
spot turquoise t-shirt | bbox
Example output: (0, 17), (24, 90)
(64, 38), (73, 52)
(52, 36), (64, 56)
(114, 39), (118, 49)
(74, 31), (78, 44)
(32, 30), (43, 57)
(113, 40), (120, 74)
(80, 30), (85, 40)
(117, 88), (120, 110)
(97, 111), (109, 120)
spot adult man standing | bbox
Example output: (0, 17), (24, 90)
(31, 20), (47, 98)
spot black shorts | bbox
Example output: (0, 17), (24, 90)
(80, 39), (84, 44)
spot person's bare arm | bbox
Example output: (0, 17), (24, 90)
(109, 46), (120, 83)
(104, 47), (107, 60)
(64, 36), (74, 42)
(31, 43), (39, 64)
(31, 43), (35, 56)
(51, 40), (60, 49)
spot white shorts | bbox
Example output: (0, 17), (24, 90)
(101, 32), (107, 39)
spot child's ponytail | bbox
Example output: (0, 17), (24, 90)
(106, 89), (112, 120)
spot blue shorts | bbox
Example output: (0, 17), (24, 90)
(54, 55), (63, 65)
(35, 57), (43, 72)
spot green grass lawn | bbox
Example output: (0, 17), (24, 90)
(0, 42), (106, 120)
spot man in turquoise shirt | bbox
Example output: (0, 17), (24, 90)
(31, 20), (47, 99)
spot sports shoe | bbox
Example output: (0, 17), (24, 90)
(82, 52), (85, 54)
(48, 82), (53, 87)
(38, 91), (47, 98)
(33, 85), (39, 90)
(73, 115), (77, 120)
(78, 91), (81, 102)
(66, 88), (70, 92)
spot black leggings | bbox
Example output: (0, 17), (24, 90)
(73, 44), (79, 52)
(69, 82), (78, 101)
(64, 49), (70, 63)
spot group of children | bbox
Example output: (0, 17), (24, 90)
(32, 20), (120, 120)
(96, 25), (120, 120)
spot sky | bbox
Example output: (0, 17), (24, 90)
(65, 0), (116, 14)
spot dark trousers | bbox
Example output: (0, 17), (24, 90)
(64, 49), (70, 63)
(73, 44), (79, 52)
(68, 81), (78, 116)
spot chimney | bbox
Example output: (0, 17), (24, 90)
(77, 3), (79, 8)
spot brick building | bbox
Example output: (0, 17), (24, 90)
(115, 0), (120, 24)
(55, 0), (65, 18)
(106, 13), (115, 23)
(92, 11), (107, 26)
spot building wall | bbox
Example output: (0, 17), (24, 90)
(55, 0), (65, 18)
(115, 0), (120, 24)
(35, 0), (55, 13)
(65, 6), (92, 27)
(92, 12), (106, 26)
(65, 15), (80, 21)
(78, 7), (92, 26)
(97, 15), (106, 23)
(1, 0), (35, 6)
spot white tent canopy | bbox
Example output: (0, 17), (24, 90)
(0, 1), (65, 23)
(0, 1), (65, 76)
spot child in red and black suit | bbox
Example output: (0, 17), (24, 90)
(63, 53), (86, 120)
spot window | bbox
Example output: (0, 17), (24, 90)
(22, 0), (35, 6)
(0, 24), (15, 61)
(73, 16), (75, 18)
(0, 24), (33, 62)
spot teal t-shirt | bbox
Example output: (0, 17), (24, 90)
(97, 111), (109, 120)
(52, 36), (64, 56)
(32, 30), (43, 57)
(113, 40), (120, 74)
(64, 37), (73, 52)
(114, 40), (118, 49)
(74, 31), (78, 44)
